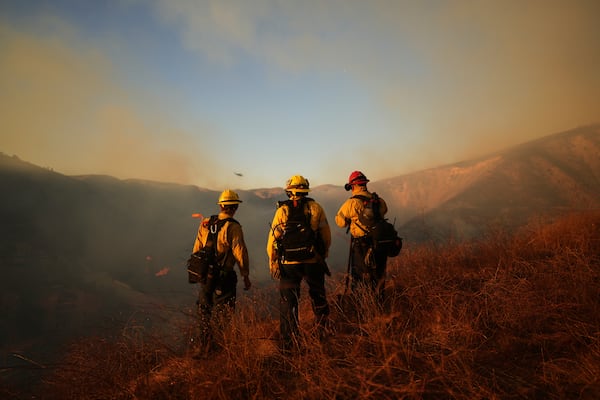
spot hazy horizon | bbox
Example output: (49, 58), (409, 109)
(5, 123), (599, 193)
(1, 1), (599, 190)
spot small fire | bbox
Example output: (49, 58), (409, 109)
(155, 267), (170, 277)
(192, 213), (203, 219)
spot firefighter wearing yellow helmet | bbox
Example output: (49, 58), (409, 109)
(284, 174), (311, 195)
(189, 189), (251, 355)
(216, 189), (242, 205)
(267, 175), (332, 351)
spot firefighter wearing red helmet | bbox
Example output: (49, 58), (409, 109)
(335, 171), (389, 301)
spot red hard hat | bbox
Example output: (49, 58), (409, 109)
(348, 170), (369, 185)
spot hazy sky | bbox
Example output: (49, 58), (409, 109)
(1, 0), (599, 190)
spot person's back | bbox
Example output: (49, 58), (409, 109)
(188, 189), (251, 356)
(269, 196), (330, 264)
(267, 175), (331, 352)
(335, 186), (388, 238)
(335, 171), (388, 300)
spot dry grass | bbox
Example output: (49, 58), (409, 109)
(37, 210), (600, 399)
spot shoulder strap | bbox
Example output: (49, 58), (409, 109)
(280, 198), (309, 212)
(207, 216), (238, 266)
(351, 193), (380, 201)
(302, 198), (314, 228)
(352, 193), (381, 214)
(277, 198), (314, 233)
(206, 215), (239, 243)
(207, 215), (219, 234)
(291, 198), (312, 223)
(208, 215), (238, 231)
(350, 193), (382, 235)
(218, 216), (238, 226)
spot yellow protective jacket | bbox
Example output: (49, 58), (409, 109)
(192, 212), (250, 278)
(335, 188), (388, 238)
(267, 196), (331, 265)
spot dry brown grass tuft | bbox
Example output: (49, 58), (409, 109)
(39, 210), (600, 399)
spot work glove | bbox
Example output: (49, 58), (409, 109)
(270, 259), (281, 280)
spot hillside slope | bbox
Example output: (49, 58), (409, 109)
(371, 125), (600, 241)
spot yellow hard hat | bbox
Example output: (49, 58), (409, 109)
(217, 189), (242, 205)
(285, 175), (310, 194)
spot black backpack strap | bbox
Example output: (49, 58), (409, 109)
(282, 198), (312, 224)
(349, 196), (366, 234)
(351, 193), (379, 203)
(207, 216), (238, 266)
(272, 197), (313, 243)
(207, 215), (219, 234)
(349, 194), (377, 236)
(300, 197), (312, 222)
(215, 216), (238, 228)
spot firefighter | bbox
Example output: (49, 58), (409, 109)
(267, 175), (332, 352)
(335, 171), (389, 300)
(190, 189), (251, 355)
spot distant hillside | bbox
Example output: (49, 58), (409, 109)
(0, 155), (204, 369)
(372, 124), (600, 242)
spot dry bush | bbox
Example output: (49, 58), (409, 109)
(38, 210), (600, 399)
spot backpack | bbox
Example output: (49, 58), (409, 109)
(352, 193), (403, 257)
(276, 198), (317, 262)
(187, 215), (237, 284)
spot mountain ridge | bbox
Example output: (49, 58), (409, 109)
(369, 124), (600, 241)
(2, 124), (599, 239)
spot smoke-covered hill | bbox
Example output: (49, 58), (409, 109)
(371, 124), (600, 242)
